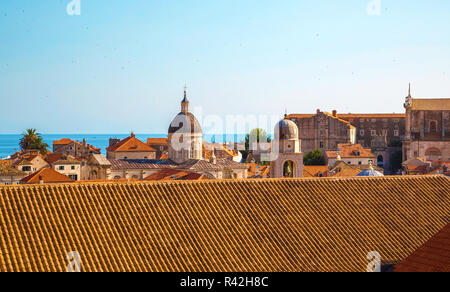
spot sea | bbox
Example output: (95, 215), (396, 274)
(0, 134), (246, 159)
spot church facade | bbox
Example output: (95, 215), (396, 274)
(403, 86), (450, 161)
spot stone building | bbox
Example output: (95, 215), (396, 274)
(0, 163), (26, 185)
(325, 143), (376, 166)
(107, 134), (157, 160)
(403, 86), (450, 161)
(53, 138), (101, 159)
(336, 113), (405, 148)
(107, 89), (248, 180)
(270, 116), (304, 178)
(146, 138), (169, 159)
(287, 110), (356, 154)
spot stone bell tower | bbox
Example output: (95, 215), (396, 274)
(270, 115), (304, 178)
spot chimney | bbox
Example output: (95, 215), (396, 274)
(332, 110), (337, 117)
(39, 175), (44, 185)
(83, 138), (86, 146)
(209, 149), (217, 165)
(316, 109), (321, 115)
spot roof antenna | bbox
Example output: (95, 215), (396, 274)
(284, 108), (288, 118)
(408, 83), (411, 97)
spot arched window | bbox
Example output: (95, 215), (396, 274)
(377, 155), (384, 162)
(283, 161), (295, 178)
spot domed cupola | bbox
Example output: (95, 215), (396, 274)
(168, 87), (202, 135)
(357, 162), (384, 177)
(168, 88), (203, 164)
(273, 116), (301, 153)
(275, 116), (299, 140)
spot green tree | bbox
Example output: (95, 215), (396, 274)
(241, 128), (272, 160)
(389, 150), (403, 174)
(19, 129), (49, 155)
(304, 149), (326, 166)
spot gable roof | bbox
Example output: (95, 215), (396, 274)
(89, 154), (112, 166)
(19, 168), (75, 184)
(394, 224), (450, 272)
(303, 166), (328, 177)
(53, 138), (100, 153)
(411, 98), (450, 111)
(45, 153), (63, 164)
(0, 176), (448, 272)
(107, 135), (156, 153)
(146, 138), (168, 145)
(0, 164), (26, 176)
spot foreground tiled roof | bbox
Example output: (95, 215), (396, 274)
(19, 168), (75, 184)
(394, 224), (450, 272)
(0, 176), (448, 272)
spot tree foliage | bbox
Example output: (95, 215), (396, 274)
(304, 149), (326, 166)
(19, 129), (49, 155)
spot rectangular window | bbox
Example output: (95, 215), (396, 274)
(22, 166), (31, 172)
(59, 166), (65, 171)
(320, 142), (324, 148)
(394, 130), (400, 137)
(360, 130), (365, 137)
(71, 166), (76, 170)
(68, 175), (78, 181)
(371, 130), (377, 136)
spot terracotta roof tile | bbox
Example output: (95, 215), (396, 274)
(144, 169), (208, 181)
(0, 175), (448, 272)
(146, 138), (168, 145)
(107, 136), (156, 153)
(394, 224), (450, 272)
(19, 168), (75, 184)
(326, 144), (376, 159)
(303, 166), (328, 177)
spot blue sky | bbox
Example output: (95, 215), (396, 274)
(1, 0), (450, 134)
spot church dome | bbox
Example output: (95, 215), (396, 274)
(275, 117), (299, 140)
(168, 112), (202, 134)
(168, 88), (202, 135)
(357, 164), (384, 177)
